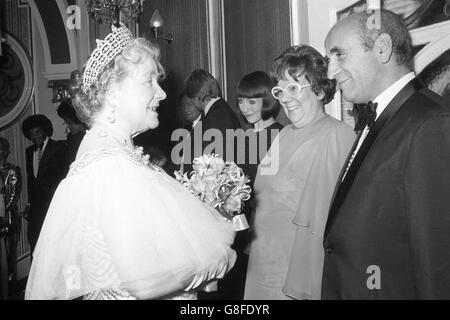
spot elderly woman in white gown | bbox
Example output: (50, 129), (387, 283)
(25, 23), (236, 300)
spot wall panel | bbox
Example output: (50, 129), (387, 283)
(223, 0), (291, 125)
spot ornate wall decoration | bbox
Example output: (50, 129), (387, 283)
(0, 34), (33, 129)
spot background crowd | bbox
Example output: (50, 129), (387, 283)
(1, 6), (449, 300)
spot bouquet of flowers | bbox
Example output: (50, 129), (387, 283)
(174, 154), (251, 231)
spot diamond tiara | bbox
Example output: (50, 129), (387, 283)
(82, 23), (134, 93)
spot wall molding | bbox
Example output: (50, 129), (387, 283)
(206, 0), (227, 99)
(27, 0), (78, 80)
(290, 0), (309, 45)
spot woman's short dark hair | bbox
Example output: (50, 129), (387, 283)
(57, 100), (85, 125)
(271, 45), (336, 105)
(236, 71), (280, 120)
(21, 115), (54, 139)
(183, 69), (222, 102)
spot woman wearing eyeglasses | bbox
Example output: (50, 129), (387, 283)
(244, 45), (355, 300)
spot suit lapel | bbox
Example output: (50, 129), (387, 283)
(328, 129), (364, 208)
(26, 147), (35, 181)
(200, 110), (205, 122)
(325, 78), (424, 235)
(202, 99), (219, 123)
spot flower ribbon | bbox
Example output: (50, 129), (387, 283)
(232, 214), (249, 231)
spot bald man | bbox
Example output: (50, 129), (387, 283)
(322, 9), (450, 299)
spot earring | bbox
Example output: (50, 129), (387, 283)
(108, 106), (116, 123)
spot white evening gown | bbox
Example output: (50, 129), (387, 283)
(25, 138), (236, 300)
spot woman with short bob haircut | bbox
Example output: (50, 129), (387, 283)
(237, 71), (281, 124)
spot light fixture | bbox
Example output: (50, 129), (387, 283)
(150, 9), (173, 43)
(86, 0), (145, 27)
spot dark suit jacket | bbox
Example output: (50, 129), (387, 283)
(64, 131), (85, 173)
(322, 78), (450, 299)
(183, 98), (241, 173)
(26, 139), (67, 250)
(185, 99), (241, 300)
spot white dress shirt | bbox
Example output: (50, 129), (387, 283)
(33, 137), (49, 178)
(342, 72), (415, 180)
(191, 115), (201, 129)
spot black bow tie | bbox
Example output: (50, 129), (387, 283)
(34, 142), (44, 152)
(354, 101), (378, 132)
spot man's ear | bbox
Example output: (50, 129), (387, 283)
(374, 33), (393, 64)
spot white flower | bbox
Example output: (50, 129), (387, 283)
(192, 154), (225, 177)
(175, 154), (251, 220)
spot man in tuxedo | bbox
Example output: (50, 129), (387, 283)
(182, 69), (241, 174)
(322, 9), (450, 299)
(183, 70), (243, 300)
(22, 115), (67, 253)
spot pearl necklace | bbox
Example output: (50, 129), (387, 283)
(86, 128), (151, 167)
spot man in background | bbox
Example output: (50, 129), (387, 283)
(182, 69), (241, 174)
(21, 115), (66, 253)
(177, 94), (201, 173)
(183, 69), (243, 299)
